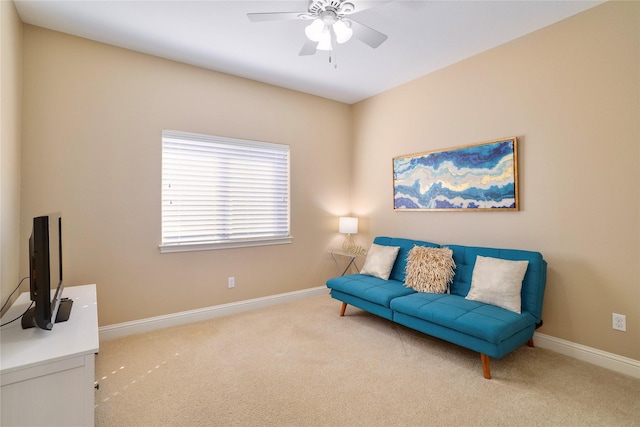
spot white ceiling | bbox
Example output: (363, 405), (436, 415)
(14, 0), (604, 104)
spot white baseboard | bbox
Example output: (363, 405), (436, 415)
(99, 286), (329, 341)
(534, 332), (640, 379)
(99, 290), (639, 379)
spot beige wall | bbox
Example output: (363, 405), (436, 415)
(13, 1), (640, 361)
(352, 1), (639, 360)
(0, 0), (22, 315)
(20, 26), (352, 326)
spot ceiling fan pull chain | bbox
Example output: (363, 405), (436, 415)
(329, 50), (338, 69)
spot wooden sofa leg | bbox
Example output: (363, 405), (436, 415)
(340, 302), (347, 317)
(481, 354), (492, 379)
(527, 338), (535, 347)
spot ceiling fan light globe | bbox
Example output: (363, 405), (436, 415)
(333, 20), (353, 44)
(305, 18), (324, 42)
(317, 30), (332, 51)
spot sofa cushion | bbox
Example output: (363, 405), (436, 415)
(326, 274), (415, 307)
(360, 243), (400, 280)
(373, 237), (440, 282)
(390, 293), (536, 344)
(466, 256), (529, 313)
(405, 246), (456, 293)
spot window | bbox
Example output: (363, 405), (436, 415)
(160, 130), (291, 253)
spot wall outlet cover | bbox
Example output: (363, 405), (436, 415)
(612, 313), (626, 332)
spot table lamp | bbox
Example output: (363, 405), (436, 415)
(339, 217), (363, 254)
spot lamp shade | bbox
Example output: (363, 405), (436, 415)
(339, 217), (358, 234)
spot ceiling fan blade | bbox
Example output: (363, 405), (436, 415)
(348, 1), (393, 15)
(348, 18), (388, 48)
(299, 39), (318, 56)
(247, 12), (305, 22)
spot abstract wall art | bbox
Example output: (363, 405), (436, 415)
(393, 137), (519, 211)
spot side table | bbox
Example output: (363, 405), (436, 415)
(329, 249), (367, 276)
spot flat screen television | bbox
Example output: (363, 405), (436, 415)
(21, 213), (70, 330)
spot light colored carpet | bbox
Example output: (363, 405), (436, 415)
(95, 295), (639, 426)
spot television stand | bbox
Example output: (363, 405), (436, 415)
(1, 284), (98, 426)
(20, 295), (75, 329)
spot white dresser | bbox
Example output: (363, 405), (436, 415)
(1, 284), (99, 426)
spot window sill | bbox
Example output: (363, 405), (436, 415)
(159, 236), (293, 253)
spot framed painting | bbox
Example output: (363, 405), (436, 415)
(393, 137), (519, 211)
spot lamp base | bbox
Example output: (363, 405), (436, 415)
(342, 234), (365, 255)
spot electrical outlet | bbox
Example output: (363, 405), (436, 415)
(228, 277), (235, 288)
(612, 313), (626, 331)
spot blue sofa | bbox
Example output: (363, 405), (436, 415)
(326, 236), (547, 379)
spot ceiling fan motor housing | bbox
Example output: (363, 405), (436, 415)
(309, 0), (355, 17)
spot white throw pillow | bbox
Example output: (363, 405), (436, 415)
(465, 255), (529, 313)
(360, 244), (400, 280)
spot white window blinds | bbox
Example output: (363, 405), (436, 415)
(161, 130), (291, 252)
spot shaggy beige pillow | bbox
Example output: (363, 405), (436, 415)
(405, 246), (456, 293)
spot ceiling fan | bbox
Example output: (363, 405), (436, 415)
(247, 0), (389, 56)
